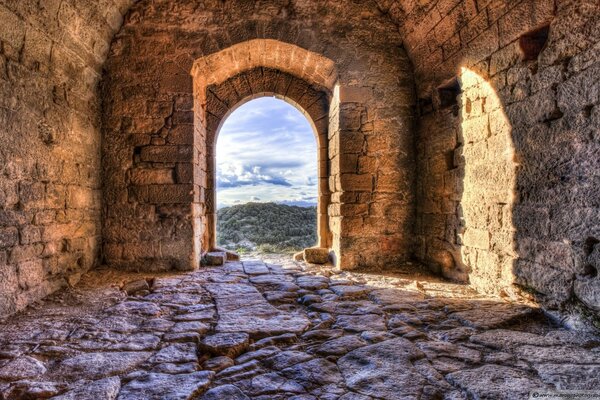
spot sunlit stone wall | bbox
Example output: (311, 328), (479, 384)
(0, 0), (133, 316)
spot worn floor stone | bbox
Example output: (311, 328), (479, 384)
(0, 255), (597, 399)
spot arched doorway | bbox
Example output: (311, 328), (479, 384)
(215, 97), (318, 253)
(199, 68), (333, 255)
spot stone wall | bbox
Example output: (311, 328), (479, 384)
(378, 0), (600, 328)
(102, 0), (416, 272)
(0, 0), (132, 316)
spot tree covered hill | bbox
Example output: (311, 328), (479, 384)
(217, 202), (317, 253)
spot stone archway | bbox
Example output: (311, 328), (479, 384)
(199, 67), (332, 254)
(103, 14), (416, 272)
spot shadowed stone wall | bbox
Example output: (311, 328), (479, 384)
(0, 0), (133, 316)
(378, 0), (600, 329)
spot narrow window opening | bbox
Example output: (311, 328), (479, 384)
(438, 77), (462, 111)
(519, 24), (550, 61)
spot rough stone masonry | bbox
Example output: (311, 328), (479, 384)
(0, 0), (598, 383)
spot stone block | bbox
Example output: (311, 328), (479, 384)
(462, 228), (490, 250)
(341, 174), (372, 192)
(0, 227), (18, 247)
(304, 247), (330, 264)
(19, 226), (41, 245)
(140, 146), (193, 163)
(16, 260), (44, 290)
(204, 252), (226, 266)
(130, 168), (175, 185)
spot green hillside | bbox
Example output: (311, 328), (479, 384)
(217, 202), (317, 253)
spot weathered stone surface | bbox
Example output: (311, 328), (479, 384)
(303, 248), (330, 264)
(117, 371), (214, 400)
(52, 377), (121, 400)
(334, 314), (386, 332)
(281, 358), (342, 389)
(57, 352), (152, 380)
(204, 252), (226, 267)
(449, 304), (537, 329)
(534, 364), (600, 390)
(4, 380), (67, 399)
(0, 255), (597, 400)
(0, 356), (46, 381)
(206, 283), (309, 337)
(203, 357), (234, 372)
(201, 384), (250, 400)
(312, 335), (367, 356)
(447, 365), (546, 398)
(200, 333), (250, 358)
(470, 329), (560, 349)
(123, 280), (150, 296)
(338, 338), (426, 399)
(148, 343), (198, 364)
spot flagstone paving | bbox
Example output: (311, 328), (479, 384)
(0, 255), (598, 399)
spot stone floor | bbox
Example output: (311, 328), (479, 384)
(0, 255), (598, 400)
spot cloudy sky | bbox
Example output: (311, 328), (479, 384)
(216, 97), (318, 208)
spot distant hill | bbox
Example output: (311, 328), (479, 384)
(217, 202), (317, 253)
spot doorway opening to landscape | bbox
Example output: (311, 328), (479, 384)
(215, 96), (319, 256)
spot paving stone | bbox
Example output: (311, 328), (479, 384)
(237, 372), (306, 396)
(416, 341), (482, 363)
(0, 255), (596, 400)
(123, 280), (150, 295)
(206, 283), (309, 337)
(281, 358), (342, 390)
(311, 335), (367, 356)
(235, 346), (280, 365)
(0, 356), (46, 381)
(200, 384), (250, 400)
(107, 301), (161, 316)
(200, 333), (250, 358)
(449, 304), (537, 329)
(514, 344), (600, 364)
(329, 285), (370, 299)
(57, 352), (151, 380)
(334, 314), (386, 332)
(203, 356), (234, 372)
(171, 321), (210, 334)
(51, 377), (121, 400)
(534, 363), (600, 390)
(301, 329), (344, 341)
(311, 300), (382, 315)
(470, 329), (561, 349)
(338, 338), (426, 400)
(3, 380), (67, 399)
(263, 351), (314, 370)
(243, 261), (270, 275)
(249, 333), (298, 350)
(296, 276), (330, 290)
(117, 371), (214, 400)
(446, 365), (547, 398)
(151, 362), (198, 374)
(148, 343), (198, 364)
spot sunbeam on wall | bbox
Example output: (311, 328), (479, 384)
(458, 67), (519, 297)
(215, 97), (318, 209)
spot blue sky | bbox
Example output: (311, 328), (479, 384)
(216, 97), (318, 208)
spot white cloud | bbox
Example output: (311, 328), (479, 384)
(216, 97), (318, 207)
